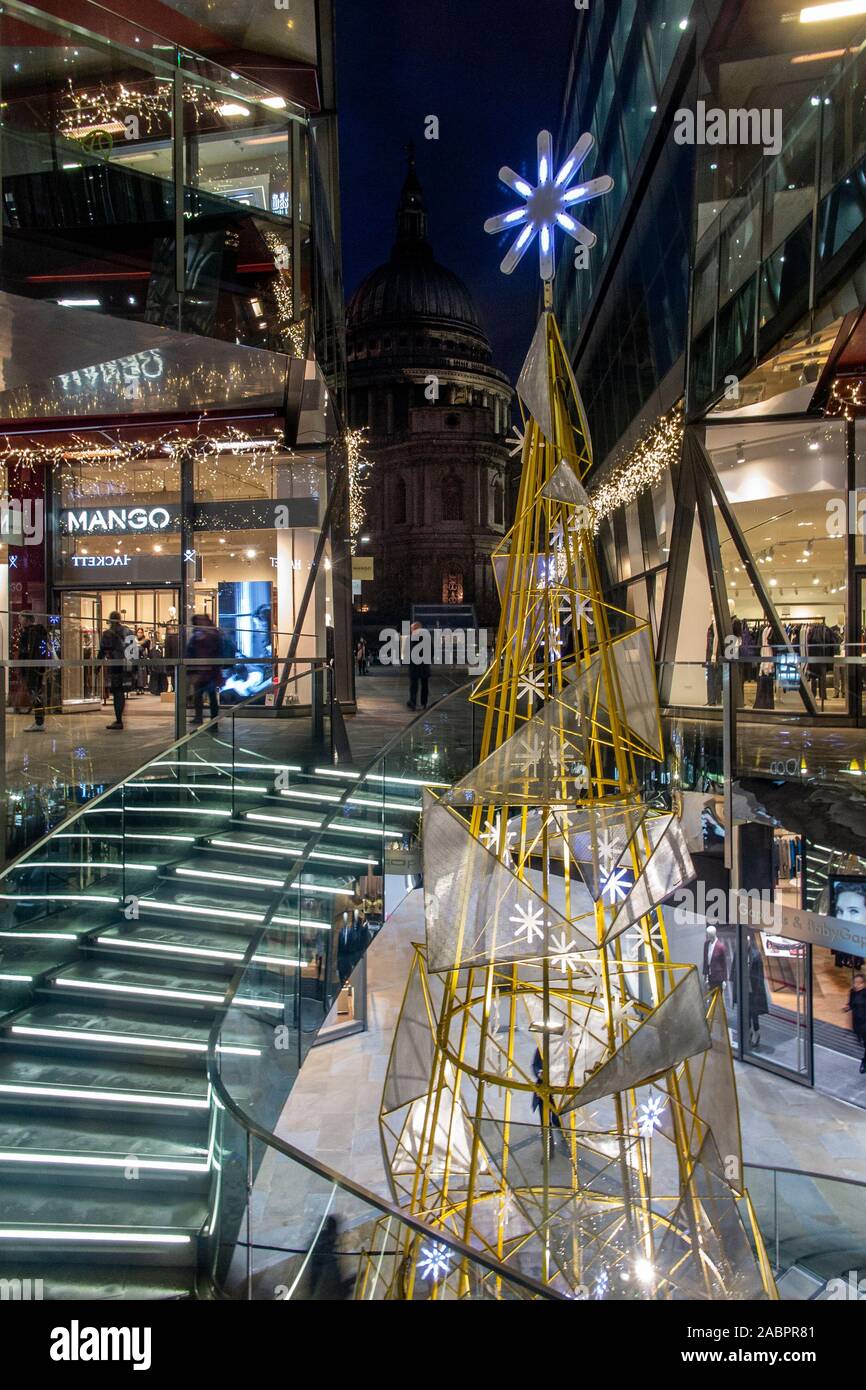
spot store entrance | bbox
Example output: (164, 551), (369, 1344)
(59, 588), (181, 708)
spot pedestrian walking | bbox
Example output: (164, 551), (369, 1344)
(186, 613), (226, 726)
(18, 611), (48, 731)
(98, 611), (133, 730)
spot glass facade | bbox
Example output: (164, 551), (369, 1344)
(556, 1), (866, 1111)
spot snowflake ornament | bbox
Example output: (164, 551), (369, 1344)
(484, 130), (614, 281)
(518, 671), (547, 704)
(509, 899), (550, 945)
(549, 930), (582, 975)
(597, 828), (619, 874)
(593, 1268), (610, 1300)
(418, 1241), (452, 1282)
(601, 867), (630, 904)
(575, 595), (595, 627)
(637, 1095), (667, 1138)
(507, 424), (526, 457)
(480, 815), (517, 866)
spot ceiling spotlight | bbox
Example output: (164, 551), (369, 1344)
(800, 2), (866, 22)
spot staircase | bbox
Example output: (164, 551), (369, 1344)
(0, 743), (420, 1299)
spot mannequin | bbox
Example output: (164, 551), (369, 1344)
(702, 923), (728, 991)
(748, 939), (770, 1046)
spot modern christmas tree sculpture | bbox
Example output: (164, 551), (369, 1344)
(374, 132), (776, 1301)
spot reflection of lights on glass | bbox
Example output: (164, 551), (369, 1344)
(153, 544), (162, 554)
(245, 548), (256, 559)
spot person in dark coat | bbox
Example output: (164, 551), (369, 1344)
(305, 1215), (355, 1299)
(186, 613), (225, 725)
(98, 611), (131, 730)
(18, 611), (49, 731)
(845, 971), (866, 1075)
(747, 941), (770, 1047)
(406, 622), (431, 711)
(531, 1046), (563, 1152)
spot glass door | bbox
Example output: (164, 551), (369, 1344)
(738, 924), (813, 1084)
(61, 591), (101, 707)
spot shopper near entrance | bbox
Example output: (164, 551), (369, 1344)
(18, 611), (49, 732)
(845, 972), (866, 1075)
(98, 610), (133, 730)
(186, 613), (226, 726)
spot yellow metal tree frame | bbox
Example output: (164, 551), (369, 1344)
(374, 308), (777, 1302)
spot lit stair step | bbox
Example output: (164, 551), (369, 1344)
(0, 1113), (210, 1187)
(90, 923), (255, 972)
(0, 1260), (196, 1297)
(0, 1003), (259, 1066)
(42, 961), (284, 1015)
(0, 1052), (209, 1121)
(0, 1184), (206, 1264)
(202, 831), (378, 868)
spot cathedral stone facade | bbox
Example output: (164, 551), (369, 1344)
(346, 153), (512, 627)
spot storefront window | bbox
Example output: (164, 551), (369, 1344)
(706, 417), (848, 712)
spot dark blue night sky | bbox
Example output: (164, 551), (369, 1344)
(334, 0), (575, 383)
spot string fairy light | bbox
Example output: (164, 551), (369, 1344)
(345, 428), (370, 553)
(588, 403), (684, 530)
(826, 377), (866, 422)
(0, 426), (286, 502)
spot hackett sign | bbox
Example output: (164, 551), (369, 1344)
(61, 506), (175, 535)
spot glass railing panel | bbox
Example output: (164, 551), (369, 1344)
(745, 1165), (866, 1284)
(206, 1114), (558, 1300)
(817, 147), (866, 270)
(759, 216), (812, 335)
(761, 105), (817, 262)
(819, 43), (866, 201)
(713, 275), (757, 387)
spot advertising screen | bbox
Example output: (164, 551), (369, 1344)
(217, 580), (273, 701)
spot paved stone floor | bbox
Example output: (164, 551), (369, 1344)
(2, 671), (453, 859)
(277, 888), (866, 1200)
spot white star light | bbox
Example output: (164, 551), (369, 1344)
(418, 1241), (452, 1282)
(484, 130), (614, 281)
(637, 1095), (667, 1138)
(509, 899), (549, 945)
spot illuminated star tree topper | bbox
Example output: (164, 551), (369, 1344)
(483, 129), (613, 282)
